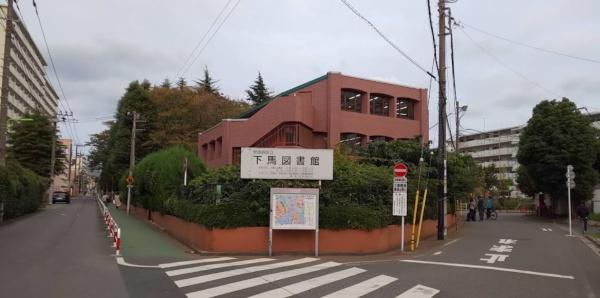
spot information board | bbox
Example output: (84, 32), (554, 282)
(393, 176), (408, 216)
(241, 148), (333, 180)
(270, 188), (319, 230)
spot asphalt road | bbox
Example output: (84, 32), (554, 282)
(0, 196), (128, 298)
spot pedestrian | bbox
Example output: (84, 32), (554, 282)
(114, 192), (122, 209)
(576, 201), (589, 233)
(486, 195), (494, 219)
(467, 198), (476, 222)
(477, 196), (485, 221)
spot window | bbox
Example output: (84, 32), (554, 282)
(369, 136), (393, 143)
(370, 94), (391, 116)
(340, 133), (363, 146)
(341, 89), (362, 112)
(396, 98), (415, 119)
(232, 147), (241, 165)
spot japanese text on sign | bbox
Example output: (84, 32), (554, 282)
(393, 176), (408, 216)
(241, 148), (333, 180)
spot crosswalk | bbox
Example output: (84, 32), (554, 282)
(158, 257), (440, 298)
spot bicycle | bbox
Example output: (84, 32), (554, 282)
(487, 208), (498, 220)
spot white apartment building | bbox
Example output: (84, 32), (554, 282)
(0, 5), (58, 120)
(458, 125), (525, 198)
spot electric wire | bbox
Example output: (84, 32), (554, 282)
(340, 0), (436, 80)
(174, 0), (234, 79)
(449, 10), (459, 149)
(180, 0), (241, 78)
(426, 0), (439, 72)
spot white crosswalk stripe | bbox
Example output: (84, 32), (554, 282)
(157, 257), (440, 298)
(166, 258), (273, 277)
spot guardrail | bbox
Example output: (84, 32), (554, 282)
(97, 195), (121, 256)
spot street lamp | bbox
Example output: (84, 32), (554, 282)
(455, 103), (468, 152)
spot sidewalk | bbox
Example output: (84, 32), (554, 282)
(107, 204), (189, 260)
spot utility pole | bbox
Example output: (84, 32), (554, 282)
(455, 101), (460, 153)
(74, 145), (79, 195)
(0, 0), (14, 167)
(67, 141), (72, 189)
(48, 120), (57, 204)
(437, 0), (448, 240)
(126, 111), (139, 214)
(75, 144), (84, 195)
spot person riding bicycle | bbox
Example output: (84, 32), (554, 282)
(485, 195), (494, 219)
(576, 201), (589, 233)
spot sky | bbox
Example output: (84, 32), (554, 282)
(11, 0), (600, 152)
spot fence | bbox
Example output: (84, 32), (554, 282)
(97, 195), (121, 256)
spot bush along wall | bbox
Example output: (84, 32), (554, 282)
(0, 159), (48, 220)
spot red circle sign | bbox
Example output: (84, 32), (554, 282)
(394, 163), (408, 177)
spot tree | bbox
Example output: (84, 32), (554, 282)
(195, 66), (219, 94)
(7, 111), (66, 178)
(176, 77), (187, 90)
(517, 98), (599, 202)
(447, 153), (480, 201)
(160, 78), (172, 88)
(245, 72), (272, 105)
(516, 166), (536, 197)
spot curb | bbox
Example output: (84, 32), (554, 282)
(585, 235), (600, 248)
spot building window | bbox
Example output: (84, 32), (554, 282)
(341, 89), (362, 112)
(232, 147), (241, 165)
(340, 133), (363, 147)
(369, 136), (393, 143)
(396, 98), (415, 119)
(370, 94), (391, 116)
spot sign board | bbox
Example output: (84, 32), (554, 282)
(126, 176), (134, 185)
(241, 148), (333, 180)
(270, 188), (319, 230)
(394, 163), (408, 177)
(393, 177), (408, 216)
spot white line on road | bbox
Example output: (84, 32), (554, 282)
(167, 258), (273, 277)
(432, 251), (442, 256)
(399, 260), (574, 280)
(174, 257), (318, 288)
(321, 275), (397, 298)
(159, 257), (236, 269)
(116, 257), (159, 268)
(396, 284), (440, 298)
(248, 267), (366, 298)
(186, 261), (341, 298)
(442, 239), (460, 247)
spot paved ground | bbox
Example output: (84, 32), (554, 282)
(0, 196), (128, 298)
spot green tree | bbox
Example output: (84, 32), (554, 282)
(160, 78), (172, 88)
(176, 77), (187, 90)
(447, 153), (480, 201)
(7, 111), (65, 178)
(516, 166), (536, 197)
(195, 66), (220, 94)
(245, 72), (272, 105)
(517, 98), (599, 202)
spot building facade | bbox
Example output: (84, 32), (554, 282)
(198, 72), (429, 167)
(0, 5), (59, 120)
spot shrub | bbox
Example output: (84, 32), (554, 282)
(0, 159), (48, 219)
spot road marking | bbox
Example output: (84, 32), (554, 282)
(321, 275), (397, 298)
(480, 253), (509, 264)
(248, 267), (366, 298)
(396, 284), (440, 298)
(159, 257), (236, 269)
(432, 251), (442, 256)
(116, 257), (159, 268)
(400, 260), (574, 279)
(167, 258), (272, 277)
(442, 238), (460, 247)
(186, 261), (341, 298)
(542, 228), (553, 232)
(174, 257), (318, 288)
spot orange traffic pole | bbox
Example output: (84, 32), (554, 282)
(415, 188), (429, 249)
(410, 190), (420, 251)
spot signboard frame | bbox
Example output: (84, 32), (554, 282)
(241, 148), (333, 180)
(393, 163), (409, 252)
(269, 188), (319, 256)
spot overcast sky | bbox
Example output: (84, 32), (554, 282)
(13, 0), (600, 152)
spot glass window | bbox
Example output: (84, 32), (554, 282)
(341, 89), (362, 112)
(340, 133), (363, 146)
(370, 94), (391, 116)
(369, 136), (392, 143)
(396, 98), (415, 119)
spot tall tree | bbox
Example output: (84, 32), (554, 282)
(195, 66), (220, 94)
(517, 98), (599, 202)
(160, 78), (172, 88)
(176, 77), (187, 90)
(7, 111), (66, 178)
(245, 72), (272, 105)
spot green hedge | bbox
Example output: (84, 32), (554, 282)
(0, 159), (48, 219)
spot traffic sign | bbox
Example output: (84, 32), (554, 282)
(394, 163), (408, 177)
(393, 177), (408, 216)
(126, 175), (134, 185)
(567, 180), (576, 189)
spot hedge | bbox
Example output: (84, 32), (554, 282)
(0, 159), (48, 220)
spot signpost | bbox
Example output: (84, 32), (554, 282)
(393, 163), (408, 252)
(566, 165), (575, 236)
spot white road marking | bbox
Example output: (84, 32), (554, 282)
(442, 239), (460, 247)
(542, 228), (553, 232)
(489, 245), (513, 253)
(479, 253), (509, 264)
(167, 258), (273, 277)
(248, 267), (366, 298)
(174, 257), (318, 288)
(432, 251), (442, 256)
(396, 284), (440, 298)
(116, 257), (159, 268)
(499, 239), (517, 245)
(159, 257), (236, 269)
(400, 260), (575, 279)
(548, 228), (553, 232)
(186, 261), (341, 298)
(321, 275), (397, 298)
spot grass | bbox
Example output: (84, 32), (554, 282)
(589, 213), (600, 222)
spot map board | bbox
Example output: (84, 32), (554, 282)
(241, 148), (333, 180)
(270, 188), (319, 230)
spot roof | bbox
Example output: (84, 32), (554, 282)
(238, 73), (329, 119)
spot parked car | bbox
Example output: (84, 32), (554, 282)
(52, 191), (70, 204)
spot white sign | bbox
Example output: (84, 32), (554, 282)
(270, 188), (318, 230)
(241, 148), (333, 180)
(393, 177), (408, 216)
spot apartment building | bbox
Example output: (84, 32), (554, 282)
(0, 5), (59, 120)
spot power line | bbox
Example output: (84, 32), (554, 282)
(457, 25), (560, 98)
(426, 0), (439, 72)
(180, 0), (241, 78)
(174, 0), (234, 79)
(340, 0), (436, 80)
(459, 21), (600, 65)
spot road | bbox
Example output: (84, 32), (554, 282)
(0, 196), (128, 298)
(2, 199), (600, 297)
